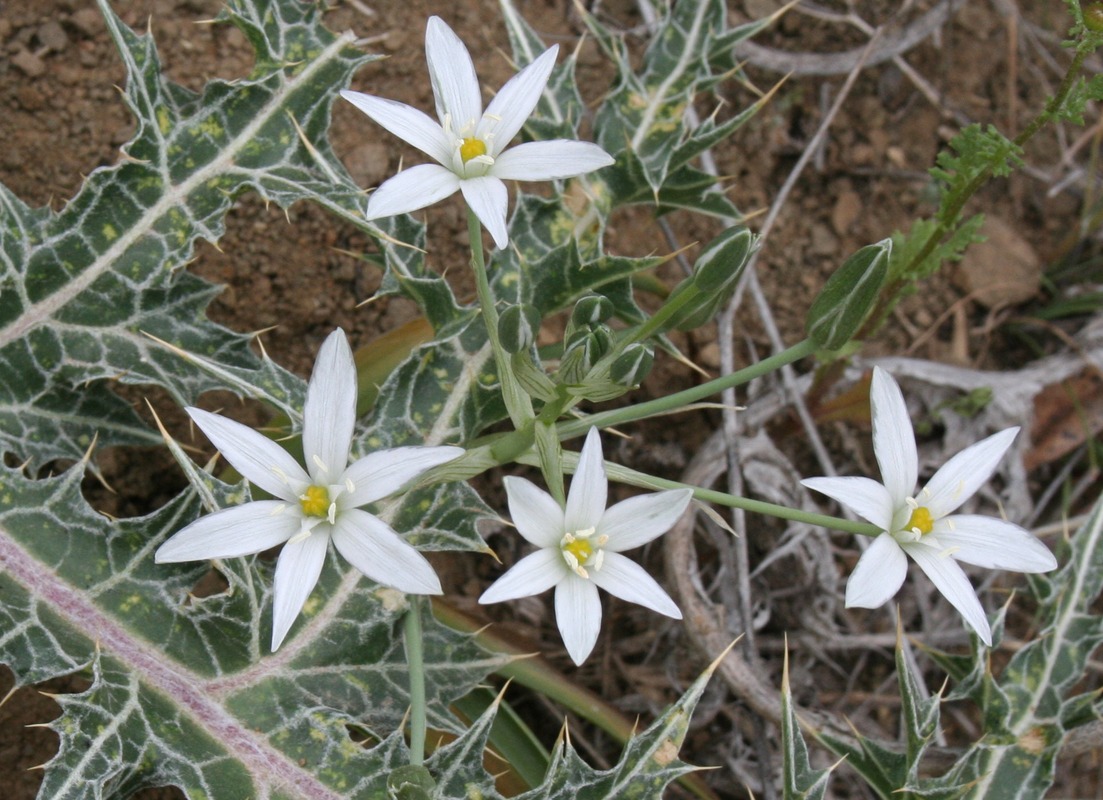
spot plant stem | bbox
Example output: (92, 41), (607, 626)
(558, 338), (819, 438)
(467, 209), (533, 429)
(404, 595), (427, 766)
(517, 451), (879, 537)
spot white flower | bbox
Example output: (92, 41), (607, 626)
(340, 16), (614, 249)
(156, 329), (463, 650)
(802, 366), (1056, 645)
(479, 427), (692, 665)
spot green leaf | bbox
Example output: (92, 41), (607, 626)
(781, 650), (833, 799)
(0, 458), (512, 798)
(0, 0), (373, 467)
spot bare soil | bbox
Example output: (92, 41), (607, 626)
(1, 1), (1099, 798)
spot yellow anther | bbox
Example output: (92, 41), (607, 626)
(459, 137), (488, 163)
(300, 485), (331, 518)
(905, 506), (934, 535)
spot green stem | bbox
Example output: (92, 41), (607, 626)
(558, 338), (819, 438)
(516, 451), (878, 536)
(868, 46), (1092, 335)
(467, 209), (533, 429)
(403, 595), (427, 766)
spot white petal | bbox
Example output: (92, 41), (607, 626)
(330, 509), (442, 595)
(564, 428), (608, 534)
(801, 476), (895, 531)
(904, 541), (992, 645)
(270, 530), (330, 650)
(339, 90), (452, 165)
(921, 428), (1019, 519)
(302, 329), (356, 485)
(492, 141), (615, 181)
(425, 16), (482, 129)
(341, 446), (465, 507)
(845, 532), (908, 608)
(155, 501), (298, 562)
(554, 575), (602, 665)
(935, 515), (1057, 572)
(590, 552), (681, 618)
(504, 476), (565, 548)
(870, 367), (918, 505)
(479, 45), (558, 153)
(479, 548), (568, 604)
(459, 176), (509, 249)
(599, 489), (692, 552)
(366, 164), (460, 220)
(186, 407), (308, 501)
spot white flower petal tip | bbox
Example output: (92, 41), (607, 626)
(486, 433), (681, 664)
(806, 369), (1058, 642)
(158, 330), (451, 650)
(343, 15), (610, 243)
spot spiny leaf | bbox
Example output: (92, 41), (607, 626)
(0, 0), (372, 467)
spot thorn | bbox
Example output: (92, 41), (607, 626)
(0, 684), (18, 710)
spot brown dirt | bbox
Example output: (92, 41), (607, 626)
(1, 1), (1099, 798)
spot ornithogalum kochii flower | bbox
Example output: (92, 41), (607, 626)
(156, 329), (463, 650)
(341, 16), (614, 248)
(480, 427), (692, 664)
(802, 367), (1056, 645)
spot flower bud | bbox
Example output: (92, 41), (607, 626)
(610, 343), (654, 387)
(559, 328), (607, 385)
(664, 227), (758, 331)
(570, 294), (615, 329)
(692, 227), (756, 293)
(498, 303), (541, 354)
(805, 239), (891, 350)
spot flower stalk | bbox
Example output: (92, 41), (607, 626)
(404, 595), (428, 766)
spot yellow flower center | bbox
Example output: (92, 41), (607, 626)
(459, 137), (488, 163)
(300, 485), (331, 518)
(562, 537), (594, 564)
(905, 506), (934, 535)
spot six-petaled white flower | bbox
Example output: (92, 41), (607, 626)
(802, 366), (1056, 645)
(340, 15), (614, 249)
(156, 329), (463, 651)
(479, 427), (692, 665)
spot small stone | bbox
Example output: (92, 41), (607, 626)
(37, 20), (69, 53)
(11, 48), (46, 78)
(954, 216), (1042, 308)
(70, 8), (104, 37)
(809, 223), (837, 256)
(16, 85), (45, 111)
(831, 190), (862, 236)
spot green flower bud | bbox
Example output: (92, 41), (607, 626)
(570, 294), (615, 329)
(692, 227), (756, 293)
(497, 303), (541, 354)
(805, 239), (891, 350)
(610, 343), (654, 387)
(664, 227), (758, 331)
(559, 332), (599, 385)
